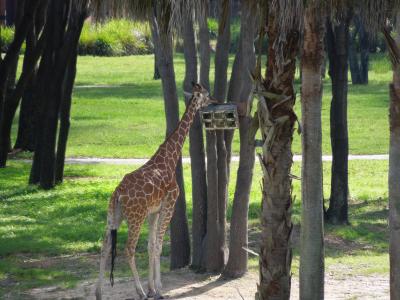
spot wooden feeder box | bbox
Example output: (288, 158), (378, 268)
(200, 103), (239, 130)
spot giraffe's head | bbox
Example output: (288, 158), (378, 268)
(189, 83), (217, 109)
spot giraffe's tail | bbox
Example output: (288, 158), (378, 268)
(109, 229), (117, 286)
(96, 191), (122, 299)
(108, 191), (121, 287)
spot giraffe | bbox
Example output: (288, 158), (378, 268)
(95, 83), (215, 300)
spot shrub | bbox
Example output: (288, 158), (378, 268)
(1, 20), (153, 56)
(0, 26), (16, 52)
(78, 19), (153, 56)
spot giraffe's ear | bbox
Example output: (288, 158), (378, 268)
(183, 91), (192, 98)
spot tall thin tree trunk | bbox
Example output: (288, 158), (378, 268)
(5, 0), (16, 26)
(349, 21), (361, 84)
(182, 10), (208, 271)
(223, 0), (256, 278)
(150, 5), (190, 270)
(0, 0), (40, 167)
(386, 22), (400, 300)
(205, 0), (230, 273)
(358, 19), (369, 84)
(299, 4), (325, 299)
(55, 48), (77, 183)
(197, 0), (211, 271)
(0, 9), (46, 166)
(326, 16), (350, 225)
(349, 14), (369, 85)
(198, 2), (210, 92)
(257, 1), (301, 298)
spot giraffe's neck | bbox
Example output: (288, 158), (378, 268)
(156, 98), (199, 169)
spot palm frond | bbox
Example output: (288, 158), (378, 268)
(326, 0), (400, 33)
(87, 0), (206, 35)
(267, 0), (303, 76)
(383, 27), (400, 67)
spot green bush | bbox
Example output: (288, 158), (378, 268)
(1, 20), (153, 56)
(0, 26), (16, 52)
(79, 19), (153, 56)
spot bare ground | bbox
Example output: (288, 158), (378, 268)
(22, 267), (389, 300)
(2, 224), (390, 300)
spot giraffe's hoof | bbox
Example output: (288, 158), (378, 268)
(147, 290), (156, 299)
(154, 293), (165, 300)
(147, 292), (164, 300)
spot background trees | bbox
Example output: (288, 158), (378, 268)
(30, 0), (88, 189)
(0, 0), (88, 191)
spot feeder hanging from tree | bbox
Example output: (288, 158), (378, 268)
(200, 103), (239, 130)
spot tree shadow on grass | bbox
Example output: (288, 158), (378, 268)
(73, 83), (164, 100)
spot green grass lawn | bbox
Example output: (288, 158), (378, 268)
(0, 159), (389, 296)
(9, 53), (393, 158)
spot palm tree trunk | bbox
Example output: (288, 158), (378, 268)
(257, 3), (301, 298)
(150, 4), (190, 270)
(358, 18), (369, 85)
(214, 0), (231, 266)
(205, 0), (230, 273)
(55, 48), (78, 183)
(198, 1), (210, 92)
(182, 10), (208, 271)
(388, 22), (400, 300)
(349, 17), (361, 85)
(326, 15), (351, 225)
(0, 0), (40, 167)
(299, 4), (325, 299)
(197, 0), (211, 271)
(223, 0), (256, 278)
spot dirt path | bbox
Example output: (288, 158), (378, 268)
(26, 268), (389, 300)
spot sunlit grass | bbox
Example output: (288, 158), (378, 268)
(8, 53), (394, 158)
(0, 159), (390, 295)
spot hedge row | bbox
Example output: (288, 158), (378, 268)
(0, 19), (154, 56)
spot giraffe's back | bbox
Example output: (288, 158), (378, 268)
(115, 164), (172, 218)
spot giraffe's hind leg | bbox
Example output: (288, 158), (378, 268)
(126, 209), (147, 300)
(153, 184), (180, 299)
(95, 229), (111, 300)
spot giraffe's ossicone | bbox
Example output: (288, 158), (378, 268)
(95, 83), (215, 300)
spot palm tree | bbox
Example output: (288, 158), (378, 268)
(383, 18), (400, 300)
(300, 1), (325, 298)
(223, 0), (257, 278)
(325, 10), (351, 225)
(255, 0), (302, 298)
(205, 0), (231, 273)
(181, 3), (208, 271)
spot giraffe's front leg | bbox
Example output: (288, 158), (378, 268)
(147, 212), (159, 299)
(152, 185), (179, 299)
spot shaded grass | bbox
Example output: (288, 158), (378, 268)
(0, 159), (390, 295)
(8, 53), (393, 158)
